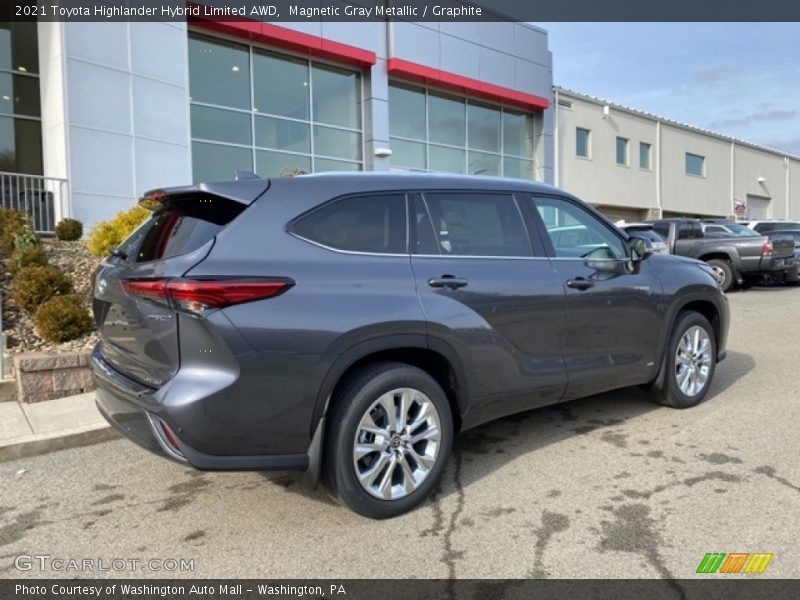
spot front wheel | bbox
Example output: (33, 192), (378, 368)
(325, 362), (453, 519)
(650, 311), (717, 408)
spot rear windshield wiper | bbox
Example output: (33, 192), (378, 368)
(110, 248), (128, 260)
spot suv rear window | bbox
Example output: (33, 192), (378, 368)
(126, 196), (245, 263)
(290, 194), (407, 254)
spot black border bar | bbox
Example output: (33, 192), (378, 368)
(4, 579), (800, 600)
(4, 0), (800, 22)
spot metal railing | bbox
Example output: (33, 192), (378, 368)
(0, 171), (69, 233)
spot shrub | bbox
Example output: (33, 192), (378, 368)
(8, 225), (46, 274)
(13, 225), (39, 250)
(8, 245), (48, 275)
(10, 265), (73, 313)
(88, 205), (150, 257)
(55, 218), (83, 241)
(34, 295), (92, 343)
(0, 208), (32, 254)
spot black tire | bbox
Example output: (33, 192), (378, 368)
(649, 311), (717, 408)
(706, 259), (734, 292)
(324, 362), (453, 519)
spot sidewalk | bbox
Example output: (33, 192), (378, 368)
(0, 391), (118, 463)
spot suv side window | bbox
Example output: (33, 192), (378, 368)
(532, 196), (627, 259)
(421, 192), (532, 257)
(652, 222), (670, 240)
(290, 194), (407, 254)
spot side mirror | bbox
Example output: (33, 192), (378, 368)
(628, 237), (651, 262)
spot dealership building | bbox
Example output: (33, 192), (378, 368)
(2, 19), (553, 229)
(1, 19), (799, 230)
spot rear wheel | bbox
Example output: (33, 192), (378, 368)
(650, 311), (717, 408)
(706, 259), (734, 292)
(325, 362), (453, 519)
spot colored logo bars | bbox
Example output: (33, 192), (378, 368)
(696, 552), (773, 574)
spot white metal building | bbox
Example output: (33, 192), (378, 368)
(554, 87), (800, 222)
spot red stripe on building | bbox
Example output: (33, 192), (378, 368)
(190, 17), (376, 68)
(387, 58), (550, 112)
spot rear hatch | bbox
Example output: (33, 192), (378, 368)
(92, 180), (268, 387)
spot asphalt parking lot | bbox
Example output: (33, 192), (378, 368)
(1, 286), (799, 581)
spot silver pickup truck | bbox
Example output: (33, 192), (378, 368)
(649, 219), (795, 291)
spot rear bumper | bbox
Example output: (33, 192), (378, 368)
(756, 255), (796, 273)
(92, 345), (308, 471)
(784, 258), (800, 282)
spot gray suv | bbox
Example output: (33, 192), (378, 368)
(92, 173), (729, 518)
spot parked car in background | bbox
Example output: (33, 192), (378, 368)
(762, 229), (800, 284)
(701, 222), (737, 236)
(92, 173), (729, 518)
(616, 222), (670, 254)
(649, 218), (795, 291)
(743, 220), (800, 234)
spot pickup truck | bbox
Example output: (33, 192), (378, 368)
(648, 218), (795, 291)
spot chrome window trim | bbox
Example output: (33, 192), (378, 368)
(287, 189), (606, 261)
(287, 232), (409, 258)
(290, 231), (555, 260)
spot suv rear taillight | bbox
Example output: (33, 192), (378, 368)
(761, 239), (774, 256)
(122, 278), (293, 313)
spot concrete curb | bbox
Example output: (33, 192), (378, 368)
(0, 422), (120, 463)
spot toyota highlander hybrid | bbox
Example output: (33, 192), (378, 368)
(92, 173), (729, 518)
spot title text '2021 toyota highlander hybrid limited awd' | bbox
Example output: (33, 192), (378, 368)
(92, 173), (728, 518)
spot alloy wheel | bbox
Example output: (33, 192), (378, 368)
(352, 387), (442, 500)
(674, 325), (713, 397)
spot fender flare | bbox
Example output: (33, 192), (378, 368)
(309, 334), (470, 432)
(697, 247), (741, 272)
(649, 290), (725, 389)
(301, 334), (469, 489)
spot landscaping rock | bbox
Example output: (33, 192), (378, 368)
(2, 238), (100, 354)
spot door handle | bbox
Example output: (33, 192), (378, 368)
(428, 275), (469, 290)
(566, 277), (594, 290)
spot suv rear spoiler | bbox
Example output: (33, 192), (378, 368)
(139, 179), (271, 211)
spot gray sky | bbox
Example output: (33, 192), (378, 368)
(539, 23), (800, 156)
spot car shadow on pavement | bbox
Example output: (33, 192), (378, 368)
(704, 350), (755, 397)
(441, 348), (756, 499)
(260, 349), (755, 507)
(738, 285), (800, 293)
